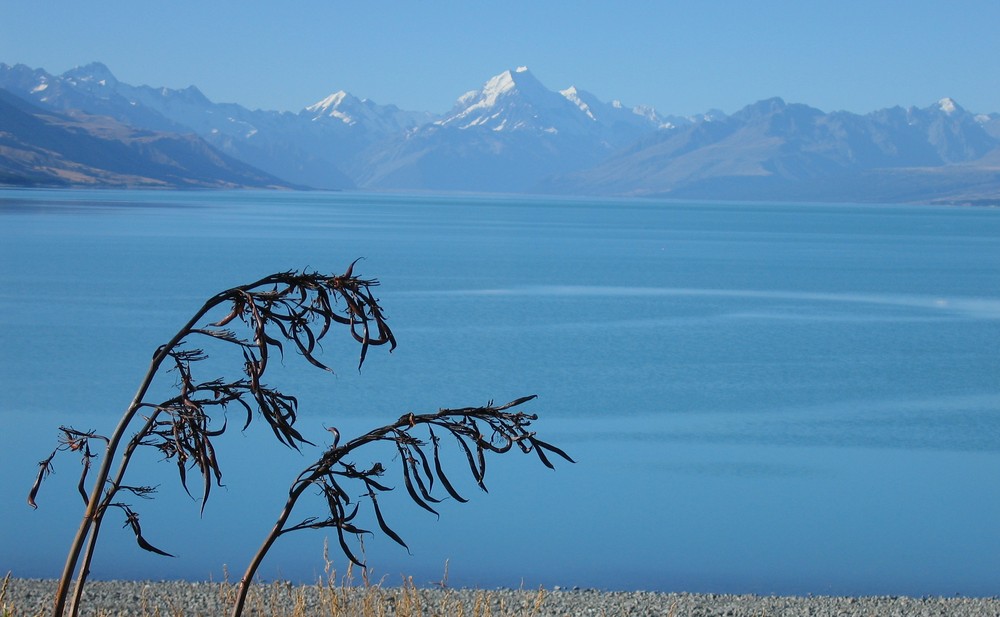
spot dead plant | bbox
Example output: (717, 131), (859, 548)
(28, 263), (571, 617)
(230, 396), (573, 616)
(30, 264), (394, 617)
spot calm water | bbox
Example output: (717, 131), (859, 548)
(2, 189), (1000, 596)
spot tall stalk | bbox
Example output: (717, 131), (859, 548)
(50, 295), (224, 617)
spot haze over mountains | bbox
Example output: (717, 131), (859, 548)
(2, 61), (999, 203)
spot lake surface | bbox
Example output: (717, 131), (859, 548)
(2, 189), (999, 596)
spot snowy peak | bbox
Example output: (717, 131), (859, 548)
(305, 90), (362, 124)
(306, 90), (351, 112)
(904, 97), (970, 122)
(560, 86), (600, 121)
(937, 97), (963, 115)
(439, 66), (606, 134)
(448, 66), (555, 120)
(475, 69), (519, 104)
(560, 85), (682, 130)
(479, 66), (544, 103)
(302, 89), (433, 133)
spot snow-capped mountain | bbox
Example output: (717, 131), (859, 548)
(0, 62), (679, 192)
(0, 62), (427, 189)
(429, 66), (678, 145)
(560, 85), (696, 150)
(539, 96), (1000, 203)
(436, 66), (593, 134)
(899, 98), (998, 163)
(3, 60), (999, 203)
(561, 86), (682, 129)
(353, 66), (672, 191)
(298, 90), (436, 179)
(303, 90), (433, 133)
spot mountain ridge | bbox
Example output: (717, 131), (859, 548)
(2, 61), (999, 203)
(0, 86), (292, 189)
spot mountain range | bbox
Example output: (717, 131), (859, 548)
(2, 61), (999, 203)
(0, 86), (289, 189)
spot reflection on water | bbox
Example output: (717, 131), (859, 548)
(559, 393), (1000, 453)
(440, 285), (1000, 320)
(0, 190), (189, 213)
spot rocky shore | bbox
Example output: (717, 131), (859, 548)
(5, 578), (1000, 617)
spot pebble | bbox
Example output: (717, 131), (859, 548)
(5, 579), (1000, 616)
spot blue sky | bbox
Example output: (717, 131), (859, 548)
(3, 1), (1000, 116)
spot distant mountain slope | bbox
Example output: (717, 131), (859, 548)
(0, 62), (360, 189)
(0, 88), (291, 188)
(1, 62), (676, 193)
(354, 67), (668, 192)
(3, 60), (1000, 202)
(538, 97), (1000, 203)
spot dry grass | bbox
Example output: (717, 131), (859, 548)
(216, 545), (548, 617)
(221, 571), (548, 617)
(2, 572), (14, 617)
(1, 551), (549, 617)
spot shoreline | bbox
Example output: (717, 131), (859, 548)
(5, 579), (1000, 617)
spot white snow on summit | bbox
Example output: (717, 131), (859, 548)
(476, 70), (520, 106)
(306, 91), (357, 124)
(939, 97), (958, 114)
(308, 90), (350, 111)
(560, 84), (676, 131)
(303, 89), (433, 134)
(429, 66), (678, 145)
(561, 86), (598, 121)
(438, 67), (593, 133)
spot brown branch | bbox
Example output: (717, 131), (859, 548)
(230, 396), (573, 617)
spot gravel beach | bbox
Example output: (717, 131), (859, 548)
(5, 579), (1000, 617)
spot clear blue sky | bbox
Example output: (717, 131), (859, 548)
(3, 1), (999, 116)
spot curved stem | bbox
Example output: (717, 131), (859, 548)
(65, 512), (104, 616)
(230, 478), (314, 617)
(230, 422), (410, 617)
(67, 410), (164, 616)
(229, 397), (551, 617)
(52, 290), (233, 617)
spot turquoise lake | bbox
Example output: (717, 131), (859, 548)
(1, 189), (999, 596)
